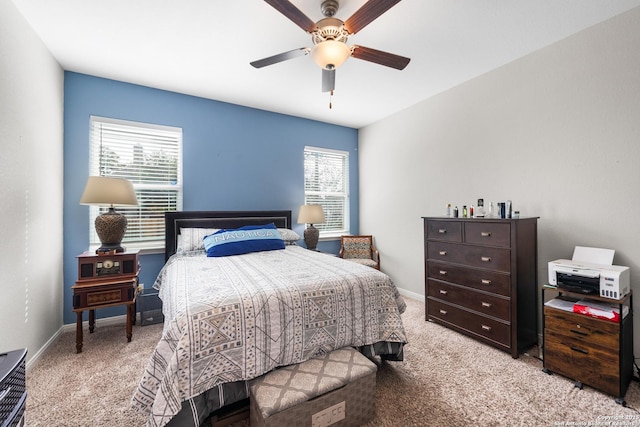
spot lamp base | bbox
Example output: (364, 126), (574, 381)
(95, 244), (126, 255)
(95, 207), (128, 254)
(303, 225), (320, 251)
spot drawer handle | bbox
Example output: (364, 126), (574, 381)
(439, 251), (447, 256)
(439, 290), (448, 295)
(481, 302), (492, 308)
(481, 232), (491, 237)
(439, 270), (447, 276)
(481, 325), (492, 331)
(439, 309), (448, 315)
(438, 229), (447, 234)
(481, 279), (492, 285)
(570, 328), (588, 336)
(481, 256), (491, 262)
(570, 346), (589, 355)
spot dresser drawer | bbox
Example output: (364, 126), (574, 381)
(427, 241), (511, 272)
(427, 280), (510, 320)
(427, 299), (510, 347)
(425, 220), (462, 242)
(464, 222), (511, 248)
(544, 306), (619, 349)
(544, 334), (619, 396)
(427, 261), (511, 296)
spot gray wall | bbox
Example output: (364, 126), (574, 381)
(359, 8), (640, 351)
(0, 0), (64, 364)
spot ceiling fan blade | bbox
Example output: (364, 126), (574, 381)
(344, 0), (401, 34)
(264, 0), (318, 33)
(322, 68), (336, 92)
(250, 48), (309, 68)
(351, 45), (410, 70)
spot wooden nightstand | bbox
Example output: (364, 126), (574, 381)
(72, 250), (140, 353)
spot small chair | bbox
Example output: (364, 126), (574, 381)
(339, 235), (380, 270)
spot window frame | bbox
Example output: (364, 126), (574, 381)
(303, 146), (350, 239)
(88, 116), (183, 252)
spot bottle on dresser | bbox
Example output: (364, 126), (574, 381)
(476, 199), (485, 217)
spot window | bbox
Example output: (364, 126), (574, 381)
(303, 146), (349, 237)
(89, 116), (182, 250)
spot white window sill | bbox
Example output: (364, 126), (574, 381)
(318, 232), (346, 241)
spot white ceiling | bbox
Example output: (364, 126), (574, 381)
(11, 0), (640, 128)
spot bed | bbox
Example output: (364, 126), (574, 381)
(131, 210), (407, 427)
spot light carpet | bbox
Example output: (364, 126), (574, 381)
(26, 298), (640, 426)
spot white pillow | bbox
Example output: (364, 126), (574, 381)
(278, 228), (301, 245)
(176, 228), (220, 253)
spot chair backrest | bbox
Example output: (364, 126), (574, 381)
(340, 235), (373, 259)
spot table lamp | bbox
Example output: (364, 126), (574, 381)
(80, 176), (138, 254)
(297, 204), (325, 251)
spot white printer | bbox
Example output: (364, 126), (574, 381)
(548, 259), (630, 300)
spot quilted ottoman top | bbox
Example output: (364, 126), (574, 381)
(250, 347), (377, 418)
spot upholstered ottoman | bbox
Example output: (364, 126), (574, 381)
(249, 347), (377, 427)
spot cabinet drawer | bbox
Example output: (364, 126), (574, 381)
(426, 221), (462, 242)
(427, 298), (510, 347)
(544, 334), (620, 396)
(544, 307), (619, 349)
(427, 261), (511, 296)
(427, 241), (511, 272)
(72, 280), (136, 310)
(464, 222), (511, 248)
(427, 280), (510, 320)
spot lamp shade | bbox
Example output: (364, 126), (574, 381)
(80, 176), (138, 207)
(297, 205), (325, 225)
(310, 40), (351, 70)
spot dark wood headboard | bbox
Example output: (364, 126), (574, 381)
(164, 210), (292, 261)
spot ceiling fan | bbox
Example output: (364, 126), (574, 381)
(250, 0), (411, 95)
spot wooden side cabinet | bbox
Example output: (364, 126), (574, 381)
(542, 288), (633, 402)
(72, 250), (140, 353)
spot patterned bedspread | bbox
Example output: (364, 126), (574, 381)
(131, 245), (407, 427)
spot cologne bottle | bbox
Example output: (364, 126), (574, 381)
(476, 199), (484, 217)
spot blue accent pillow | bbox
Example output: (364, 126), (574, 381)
(203, 223), (285, 257)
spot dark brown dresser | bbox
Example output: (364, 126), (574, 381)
(423, 217), (538, 358)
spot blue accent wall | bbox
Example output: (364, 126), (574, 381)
(63, 72), (358, 325)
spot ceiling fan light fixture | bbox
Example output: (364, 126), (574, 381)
(310, 40), (351, 70)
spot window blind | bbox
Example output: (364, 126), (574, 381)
(89, 116), (183, 247)
(303, 146), (349, 235)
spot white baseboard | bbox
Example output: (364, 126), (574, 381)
(397, 287), (424, 302)
(59, 313), (132, 333)
(26, 313), (134, 373)
(26, 327), (64, 372)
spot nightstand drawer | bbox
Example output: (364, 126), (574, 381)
(544, 306), (619, 349)
(72, 279), (137, 310)
(425, 221), (462, 242)
(427, 299), (510, 347)
(464, 222), (511, 248)
(427, 280), (510, 320)
(544, 334), (619, 396)
(427, 261), (511, 296)
(427, 242), (510, 272)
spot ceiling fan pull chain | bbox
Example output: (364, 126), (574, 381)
(329, 90), (334, 109)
